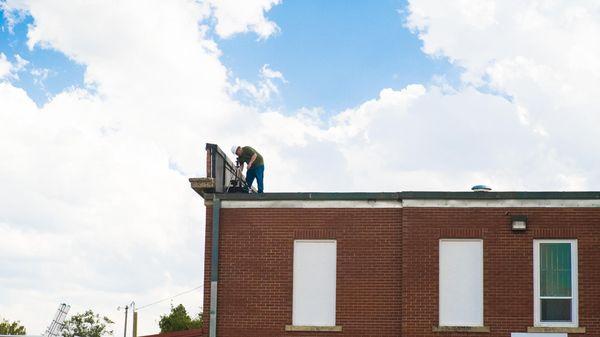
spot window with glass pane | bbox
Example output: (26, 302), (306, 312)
(539, 242), (572, 322)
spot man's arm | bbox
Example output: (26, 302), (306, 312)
(236, 161), (244, 176)
(247, 153), (257, 169)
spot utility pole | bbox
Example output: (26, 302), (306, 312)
(132, 310), (138, 337)
(118, 302), (135, 337)
(123, 306), (128, 337)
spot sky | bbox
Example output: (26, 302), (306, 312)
(1, 0), (600, 335)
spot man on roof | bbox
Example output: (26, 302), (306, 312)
(231, 145), (264, 193)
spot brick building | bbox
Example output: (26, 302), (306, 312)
(190, 145), (599, 337)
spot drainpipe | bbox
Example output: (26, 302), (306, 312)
(209, 197), (221, 337)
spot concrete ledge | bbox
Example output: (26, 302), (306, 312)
(189, 177), (215, 196)
(528, 326), (586, 333)
(285, 325), (342, 332)
(433, 326), (490, 333)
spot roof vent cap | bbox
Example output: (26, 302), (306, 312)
(471, 184), (492, 192)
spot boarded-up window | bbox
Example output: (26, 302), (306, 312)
(439, 239), (484, 326)
(292, 240), (337, 326)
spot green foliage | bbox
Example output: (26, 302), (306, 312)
(158, 304), (203, 333)
(62, 310), (114, 337)
(0, 318), (26, 335)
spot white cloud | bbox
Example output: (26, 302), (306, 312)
(260, 64), (285, 81)
(13, 54), (29, 71)
(229, 64), (286, 104)
(0, 2), (28, 33)
(327, 85), (583, 191)
(205, 0), (281, 39)
(406, 0), (600, 103)
(405, 0), (600, 186)
(0, 53), (28, 80)
(30, 67), (50, 85)
(0, 0), (280, 334)
(0, 53), (11, 79)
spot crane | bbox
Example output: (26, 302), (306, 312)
(0, 303), (70, 337)
(42, 304), (70, 337)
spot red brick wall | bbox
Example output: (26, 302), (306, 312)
(202, 205), (600, 336)
(203, 207), (402, 337)
(402, 207), (600, 337)
(141, 329), (204, 337)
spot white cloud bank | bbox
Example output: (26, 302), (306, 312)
(0, 0), (281, 333)
(1, 0), (600, 335)
(405, 0), (600, 188)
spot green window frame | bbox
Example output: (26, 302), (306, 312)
(533, 239), (578, 327)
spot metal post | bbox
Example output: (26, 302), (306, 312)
(123, 306), (128, 337)
(132, 311), (137, 337)
(209, 197), (221, 337)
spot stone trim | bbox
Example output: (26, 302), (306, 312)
(433, 326), (490, 333)
(528, 326), (586, 333)
(284, 325), (342, 332)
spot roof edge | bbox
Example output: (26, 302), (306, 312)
(192, 190), (600, 201)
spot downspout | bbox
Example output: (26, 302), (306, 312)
(209, 197), (221, 337)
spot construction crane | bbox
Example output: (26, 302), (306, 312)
(42, 304), (70, 337)
(0, 303), (70, 337)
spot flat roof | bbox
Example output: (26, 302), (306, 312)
(195, 191), (600, 200)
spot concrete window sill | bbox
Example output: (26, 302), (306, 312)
(433, 326), (490, 333)
(285, 325), (342, 332)
(528, 326), (586, 333)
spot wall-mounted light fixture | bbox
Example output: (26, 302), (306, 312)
(511, 215), (527, 231)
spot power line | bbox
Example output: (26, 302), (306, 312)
(137, 286), (203, 311)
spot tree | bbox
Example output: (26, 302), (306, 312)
(0, 318), (26, 335)
(62, 310), (114, 337)
(158, 304), (203, 333)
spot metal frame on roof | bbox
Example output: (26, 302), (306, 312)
(205, 143), (255, 193)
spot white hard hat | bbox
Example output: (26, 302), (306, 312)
(231, 145), (239, 155)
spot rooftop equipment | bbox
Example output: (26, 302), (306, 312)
(471, 185), (492, 192)
(205, 143), (255, 193)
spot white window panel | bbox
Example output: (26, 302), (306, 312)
(292, 240), (337, 326)
(510, 332), (567, 337)
(533, 239), (578, 327)
(439, 239), (484, 326)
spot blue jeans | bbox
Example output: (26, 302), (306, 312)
(246, 165), (264, 193)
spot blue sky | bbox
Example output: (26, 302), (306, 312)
(220, 0), (455, 113)
(0, 13), (85, 106)
(1, 0), (455, 112)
